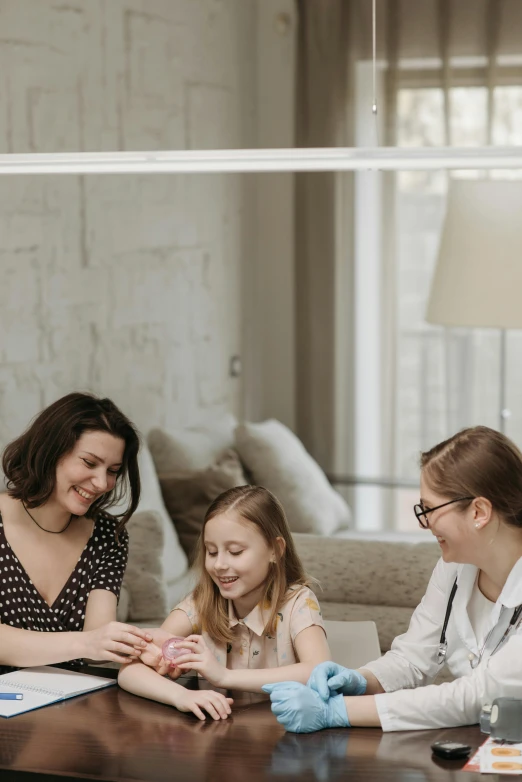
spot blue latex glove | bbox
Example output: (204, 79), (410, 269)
(307, 662), (367, 701)
(262, 681), (350, 733)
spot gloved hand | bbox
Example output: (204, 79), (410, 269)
(307, 662), (367, 701)
(262, 681), (350, 733)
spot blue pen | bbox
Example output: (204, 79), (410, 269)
(0, 693), (23, 700)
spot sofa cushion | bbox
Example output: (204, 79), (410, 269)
(123, 510), (169, 621)
(294, 532), (439, 608)
(112, 445), (188, 588)
(159, 450), (247, 565)
(138, 445), (189, 586)
(234, 420), (351, 535)
(148, 414), (238, 473)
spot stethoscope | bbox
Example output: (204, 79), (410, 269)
(438, 577), (522, 669)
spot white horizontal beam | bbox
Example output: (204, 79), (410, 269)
(0, 147), (521, 174)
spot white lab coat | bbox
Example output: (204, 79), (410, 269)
(363, 555), (522, 731)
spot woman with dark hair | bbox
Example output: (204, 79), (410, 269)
(0, 392), (152, 667)
(265, 426), (522, 732)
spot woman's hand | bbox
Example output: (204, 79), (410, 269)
(138, 639), (169, 674)
(173, 635), (228, 687)
(138, 639), (183, 679)
(307, 662), (367, 701)
(136, 628), (186, 679)
(174, 687), (234, 721)
(262, 682), (350, 733)
(138, 628), (175, 672)
(82, 622), (152, 664)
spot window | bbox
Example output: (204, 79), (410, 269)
(395, 82), (522, 480)
(353, 61), (522, 532)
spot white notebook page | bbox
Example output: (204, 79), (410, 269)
(0, 666), (115, 717)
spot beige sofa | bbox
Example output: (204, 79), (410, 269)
(117, 427), (439, 654)
(121, 527), (439, 654)
(293, 532), (439, 652)
(126, 533), (439, 652)
(0, 413), (438, 655)
(114, 415), (441, 656)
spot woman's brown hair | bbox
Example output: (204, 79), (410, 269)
(421, 425), (522, 528)
(2, 392), (140, 534)
(192, 485), (310, 645)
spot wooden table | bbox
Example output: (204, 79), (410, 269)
(0, 670), (487, 781)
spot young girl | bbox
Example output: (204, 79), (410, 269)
(118, 485), (331, 721)
(265, 426), (522, 733)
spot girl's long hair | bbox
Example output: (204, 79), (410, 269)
(192, 485), (309, 645)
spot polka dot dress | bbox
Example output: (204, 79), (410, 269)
(0, 512), (128, 665)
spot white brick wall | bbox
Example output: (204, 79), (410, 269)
(0, 0), (256, 445)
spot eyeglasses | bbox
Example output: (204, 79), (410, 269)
(413, 497), (474, 529)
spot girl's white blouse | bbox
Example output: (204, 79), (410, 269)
(363, 555), (522, 731)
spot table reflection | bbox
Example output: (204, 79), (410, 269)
(0, 674), (482, 782)
(268, 732), (350, 781)
(266, 726), (478, 781)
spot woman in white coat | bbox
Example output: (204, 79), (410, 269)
(263, 426), (522, 732)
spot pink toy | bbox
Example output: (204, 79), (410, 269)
(162, 636), (191, 666)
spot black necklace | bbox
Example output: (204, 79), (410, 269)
(22, 503), (74, 534)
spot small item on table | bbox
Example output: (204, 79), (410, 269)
(490, 698), (522, 743)
(477, 736), (522, 775)
(161, 637), (191, 666)
(431, 740), (472, 760)
(480, 703), (492, 734)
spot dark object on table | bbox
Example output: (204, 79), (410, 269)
(431, 740), (472, 759)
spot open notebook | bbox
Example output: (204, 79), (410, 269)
(0, 666), (116, 718)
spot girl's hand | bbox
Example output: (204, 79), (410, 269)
(139, 641), (184, 680)
(175, 688), (234, 721)
(138, 629), (185, 680)
(139, 639), (168, 672)
(82, 622), (152, 664)
(174, 635), (228, 687)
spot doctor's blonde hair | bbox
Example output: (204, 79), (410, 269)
(192, 485), (310, 646)
(421, 425), (522, 528)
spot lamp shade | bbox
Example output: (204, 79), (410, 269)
(426, 179), (522, 330)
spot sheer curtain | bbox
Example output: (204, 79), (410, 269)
(392, 4), (522, 487)
(294, 0), (522, 529)
(294, 0), (354, 474)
